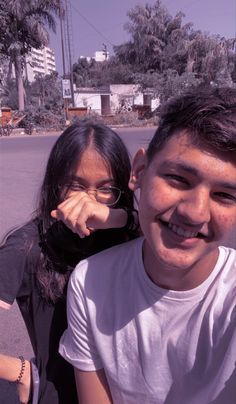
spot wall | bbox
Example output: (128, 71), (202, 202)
(74, 92), (102, 114)
(74, 84), (160, 115)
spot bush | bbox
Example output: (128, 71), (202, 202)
(21, 108), (65, 131)
(67, 110), (158, 128)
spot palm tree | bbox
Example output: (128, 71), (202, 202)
(0, 0), (62, 111)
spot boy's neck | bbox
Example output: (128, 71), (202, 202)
(143, 244), (219, 291)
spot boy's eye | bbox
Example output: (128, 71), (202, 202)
(214, 192), (236, 204)
(165, 174), (189, 185)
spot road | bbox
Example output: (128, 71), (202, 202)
(0, 127), (155, 403)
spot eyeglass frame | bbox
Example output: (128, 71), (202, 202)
(60, 183), (124, 207)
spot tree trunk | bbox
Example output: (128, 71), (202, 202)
(14, 54), (25, 111)
(7, 59), (13, 83)
(186, 57), (194, 73)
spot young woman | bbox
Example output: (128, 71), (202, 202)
(0, 122), (138, 403)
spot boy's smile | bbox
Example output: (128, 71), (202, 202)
(130, 131), (236, 290)
(158, 219), (208, 243)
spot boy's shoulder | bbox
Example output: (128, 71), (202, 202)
(89, 235), (143, 260)
(219, 245), (236, 271)
(72, 236), (144, 283)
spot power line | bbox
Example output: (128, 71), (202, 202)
(164, 0), (196, 12)
(72, 2), (114, 48)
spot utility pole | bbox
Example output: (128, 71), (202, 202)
(102, 43), (108, 60)
(60, 0), (68, 120)
(59, 1), (66, 78)
(65, 0), (75, 107)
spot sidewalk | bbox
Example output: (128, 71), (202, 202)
(1, 123), (157, 138)
(0, 127), (61, 138)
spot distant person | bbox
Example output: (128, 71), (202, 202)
(0, 122), (138, 403)
(60, 87), (236, 403)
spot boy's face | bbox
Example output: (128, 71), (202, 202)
(130, 131), (236, 288)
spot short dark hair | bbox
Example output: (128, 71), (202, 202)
(147, 87), (236, 162)
(37, 121), (134, 230)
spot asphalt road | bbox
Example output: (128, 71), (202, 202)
(0, 127), (155, 403)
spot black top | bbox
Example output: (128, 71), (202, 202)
(0, 218), (136, 404)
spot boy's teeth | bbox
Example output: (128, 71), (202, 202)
(168, 223), (198, 238)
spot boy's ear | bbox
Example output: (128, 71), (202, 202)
(129, 148), (147, 191)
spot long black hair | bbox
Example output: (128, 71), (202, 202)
(35, 121), (136, 302)
(37, 122), (134, 230)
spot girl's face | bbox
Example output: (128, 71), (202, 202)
(64, 146), (120, 206)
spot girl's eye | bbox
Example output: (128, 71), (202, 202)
(70, 183), (85, 191)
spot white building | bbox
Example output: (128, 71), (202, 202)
(74, 84), (160, 115)
(94, 51), (109, 62)
(25, 47), (56, 82)
(80, 49), (110, 63)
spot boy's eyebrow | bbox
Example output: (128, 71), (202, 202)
(217, 182), (236, 191)
(160, 161), (236, 190)
(160, 161), (199, 176)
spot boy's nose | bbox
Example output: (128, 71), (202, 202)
(178, 188), (211, 225)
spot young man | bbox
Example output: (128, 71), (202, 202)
(59, 87), (236, 404)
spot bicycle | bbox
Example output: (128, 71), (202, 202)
(0, 124), (13, 136)
(24, 122), (34, 135)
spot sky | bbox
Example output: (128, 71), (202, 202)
(49, 0), (236, 75)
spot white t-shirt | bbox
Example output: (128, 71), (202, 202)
(59, 237), (236, 404)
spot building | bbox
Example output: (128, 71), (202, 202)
(24, 47), (56, 82)
(74, 84), (160, 115)
(94, 50), (109, 62)
(80, 49), (110, 63)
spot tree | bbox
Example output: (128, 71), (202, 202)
(113, 0), (236, 93)
(133, 69), (201, 103)
(0, 0), (62, 111)
(70, 0), (236, 97)
(28, 71), (63, 111)
(73, 58), (96, 87)
(186, 33), (235, 86)
(72, 56), (134, 88)
(114, 1), (192, 74)
(99, 57), (134, 85)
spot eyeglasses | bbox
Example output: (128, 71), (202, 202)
(64, 183), (124, 207)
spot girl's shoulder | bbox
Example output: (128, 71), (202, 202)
(1, 218), (40, 251)
(10, 218), (38, 236)
(0, 220), (41, 302)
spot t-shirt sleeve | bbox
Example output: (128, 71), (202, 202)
(59, 263), (103, 371)
(0, 231), (28, 305)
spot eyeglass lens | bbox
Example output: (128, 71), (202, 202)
(64, 183), (122, 206)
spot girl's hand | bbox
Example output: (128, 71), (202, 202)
(0, 355), (31, 404)
(17, 360), (31, 404)
(51, 192), (127, 238)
